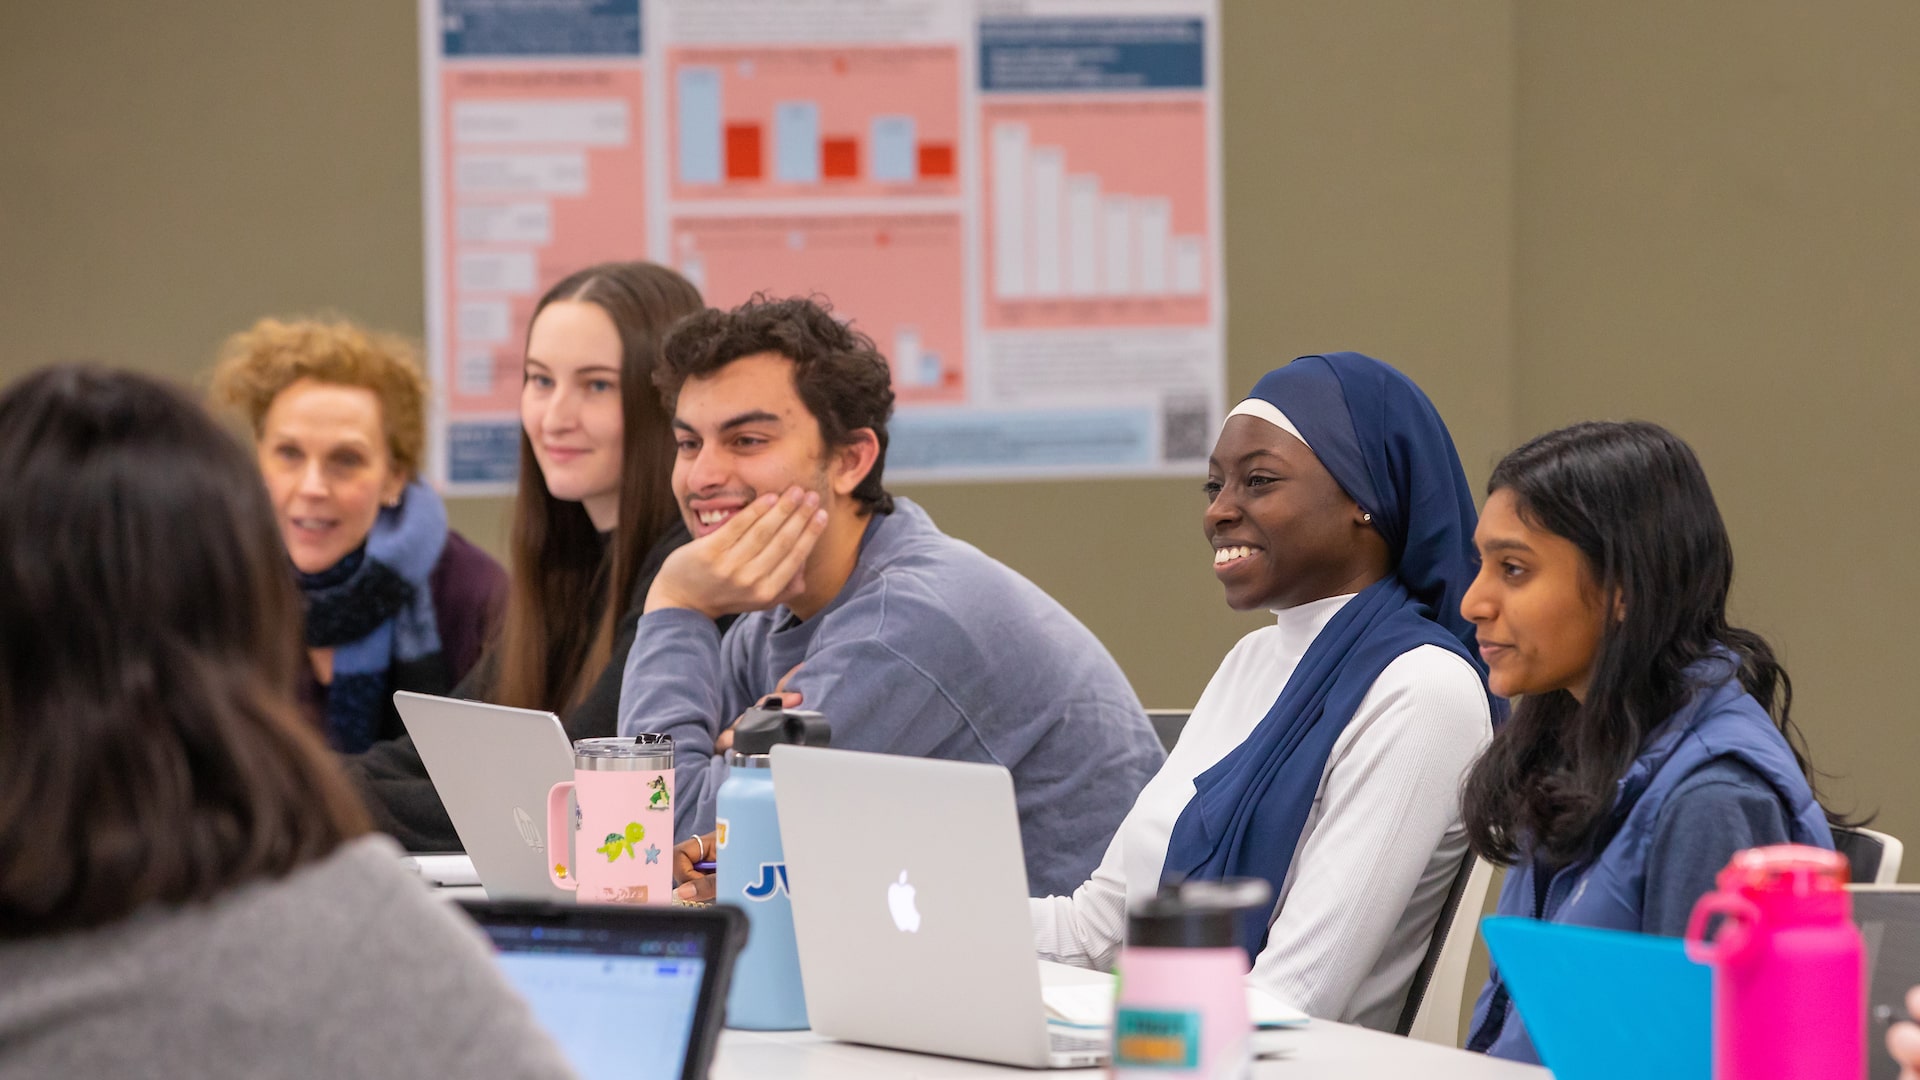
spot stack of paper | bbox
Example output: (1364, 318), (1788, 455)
(1039, 972), (1309, 1031)
(403, 853), (481, 888)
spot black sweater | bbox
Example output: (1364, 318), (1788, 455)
(341, 524), (705, 851)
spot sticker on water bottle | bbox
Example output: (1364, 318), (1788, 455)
(1113, 1008), (1201, 1069)
(716, 818), (729, 849)
(742, 862), (790, 901)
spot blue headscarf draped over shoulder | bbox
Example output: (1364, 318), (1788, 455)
(1161, 352), (1496, 956)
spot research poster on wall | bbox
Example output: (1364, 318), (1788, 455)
(421, 0), (1222, 491)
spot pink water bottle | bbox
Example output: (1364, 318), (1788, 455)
(1684, 844), (1862, 1080)
(1111, 878), (1271, 1079)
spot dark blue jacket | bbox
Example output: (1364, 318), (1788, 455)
(1467, 657), (1833, 1062)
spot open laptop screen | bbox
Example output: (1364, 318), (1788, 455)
(463, 901), (742, 1080)
(1854, 890), (1920, 1080)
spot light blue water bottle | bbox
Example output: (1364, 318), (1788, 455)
(715, 705), (830, 1030)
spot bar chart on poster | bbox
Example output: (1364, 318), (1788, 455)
(984, 98), (1211, 328)
(671, 215), (966, 403)
(421, 0), (1221, 487)
(670, 47), (960, 199)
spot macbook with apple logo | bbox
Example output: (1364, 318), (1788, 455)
(770, 745), (1113, 1069)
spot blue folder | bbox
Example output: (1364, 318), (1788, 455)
(1480, 916), (1711, 1080)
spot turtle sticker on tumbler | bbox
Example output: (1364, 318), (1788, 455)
(597, 821), (646, 861)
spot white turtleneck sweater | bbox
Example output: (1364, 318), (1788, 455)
(1030, 593), (1493, 1031)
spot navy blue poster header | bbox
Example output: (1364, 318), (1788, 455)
(442, 0), (641, 59)
(979, 17), (1204, 92)
(447, 421), (522, 485)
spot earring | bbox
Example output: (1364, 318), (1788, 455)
(1361, 512), (1373, 524)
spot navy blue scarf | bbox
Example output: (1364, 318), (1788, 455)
(1161, 352), (1496, 955)
(298, 480), (449, 752)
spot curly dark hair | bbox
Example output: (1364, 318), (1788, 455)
(657, 294), (895, 515)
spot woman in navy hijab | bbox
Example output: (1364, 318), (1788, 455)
(1032, 353), (1496, 1030)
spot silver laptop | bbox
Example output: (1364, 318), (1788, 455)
(772, 744), (1110, 1069)
(392, 691), (574, 902)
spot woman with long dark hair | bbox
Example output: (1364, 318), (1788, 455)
(0, 366), (572, 1078)
(346, 262), (707, 849)
(1461, 421), (1836, 1063)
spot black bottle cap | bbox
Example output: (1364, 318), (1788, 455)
(731, 706), (832, 757)
(1126, 877), (1273, 949)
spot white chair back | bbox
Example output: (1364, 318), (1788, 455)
(1403, 856), (1494, 1046)
(1835, 826), (1904, 886)
(1144, 709), (1190, 753)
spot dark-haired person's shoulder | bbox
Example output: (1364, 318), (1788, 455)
(429, 530), (509, 684)
(1642, 757), (1795, 937)
(858, 500), (1058, 610)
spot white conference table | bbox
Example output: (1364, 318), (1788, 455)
(710, 1024), (1549, 1078)
(421, 870), (1545, 1078)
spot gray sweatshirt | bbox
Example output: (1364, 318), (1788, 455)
(0, 835), (576, 1080)
(619, 497), (1165, 896)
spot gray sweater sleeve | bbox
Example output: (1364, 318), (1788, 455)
(1641, 756), (1796, 938)
(620, 607), (740, 841)
(618, 603), (974, 844)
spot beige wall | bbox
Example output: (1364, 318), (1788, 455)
(1513, 0), (1920, 862)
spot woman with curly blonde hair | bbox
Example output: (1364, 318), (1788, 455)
(210, 317), (506, 753)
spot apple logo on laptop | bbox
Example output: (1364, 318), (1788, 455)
(513, 807), (543, 851)
(888, 870), (921, 933)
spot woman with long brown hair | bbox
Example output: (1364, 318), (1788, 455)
(0, 365), (572, 1079)
(346, 261), (707, 850)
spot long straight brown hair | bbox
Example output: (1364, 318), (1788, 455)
(0, 366), (370, 937)
(491, 262), (705, 712)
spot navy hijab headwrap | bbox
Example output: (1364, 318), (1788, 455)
(1161, 352), (1496, 956)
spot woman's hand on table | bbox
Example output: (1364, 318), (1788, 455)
(1887, 986), (1920, 1078)
(673, 833), (719, 901)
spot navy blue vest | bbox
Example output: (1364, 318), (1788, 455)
(1467, 659), (1833, 1062)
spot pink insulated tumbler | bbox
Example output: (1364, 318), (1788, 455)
(1684, 844), (1863, 1080)
(546, 734), (674, 904)
(1111, 878), (1271, 1080)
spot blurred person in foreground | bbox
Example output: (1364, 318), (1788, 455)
(0, 365), (573, 1079)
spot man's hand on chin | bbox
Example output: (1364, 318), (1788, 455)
(644, 486), (828, 619)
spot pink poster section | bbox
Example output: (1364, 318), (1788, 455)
(982, 97), (1212, 330)
(671, 214), (966, 404)
(439, 66), (647, 424)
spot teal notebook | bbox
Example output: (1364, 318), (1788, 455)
(1480, 916), (1711, 1080)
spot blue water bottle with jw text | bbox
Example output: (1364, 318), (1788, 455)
(715, 705), (830, 1030)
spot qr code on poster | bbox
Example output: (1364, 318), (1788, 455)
(1161, 396), (1212, 463)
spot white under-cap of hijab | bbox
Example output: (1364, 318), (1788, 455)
(1224, 397), (1312, 451)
